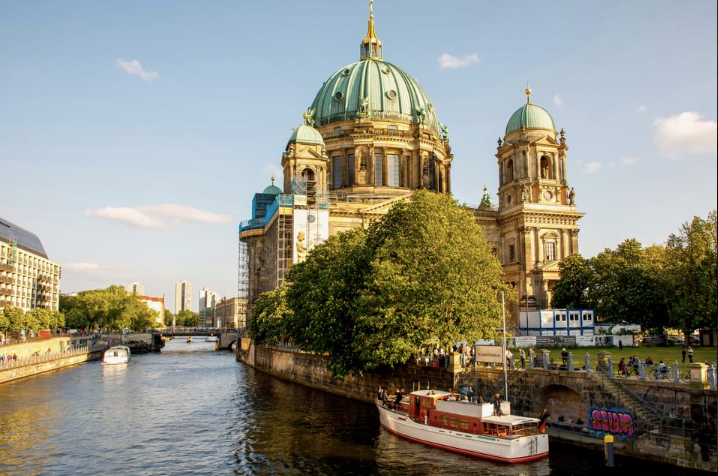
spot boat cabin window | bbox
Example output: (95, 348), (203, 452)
(450, 418), (458, 428)
(459, 419), (469, 430)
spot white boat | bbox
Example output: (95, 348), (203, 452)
(206, 334), (218, 342)
(187, 336), (193, 343)
(103, 345), (131, 364)
(376, 389), (548, 464)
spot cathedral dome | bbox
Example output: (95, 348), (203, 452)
(287, 124), (325, 147)
(505, 88), (555, 135)
(308, 59), (440, 136)
(307, 5), (440, 136)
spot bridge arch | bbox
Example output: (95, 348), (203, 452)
(536, 384), (587, 424)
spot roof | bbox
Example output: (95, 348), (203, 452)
(505, 102), (555, 135)
(0, 216), (48, 259)
(309, 59), (441, 136)
(287, 124), (325, 148)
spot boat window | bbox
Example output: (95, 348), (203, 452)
(460, 420), (469, 430)
(441, 416), (448, 427)
(450, 418), (458, 428)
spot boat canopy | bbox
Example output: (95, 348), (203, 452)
(481, 414), (540, 426)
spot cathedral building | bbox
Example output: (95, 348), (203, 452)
(238, 4), (584, 328)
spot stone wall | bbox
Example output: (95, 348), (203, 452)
(237, 342), (717, 472)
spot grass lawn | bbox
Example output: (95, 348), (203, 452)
(527, 344), (717, 371)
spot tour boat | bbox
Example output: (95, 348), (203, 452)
(205, 334), (218, 342)
(376, 389), (548, 464)
(103, 345), (131, 365)
(187, 336), (193, 343)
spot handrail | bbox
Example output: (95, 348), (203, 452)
(0, 344), (106, 370)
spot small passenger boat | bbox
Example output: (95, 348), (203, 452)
(187, 336), (193, 343)
(103, 345), (131, 364)
(205, 334), (218, 342)
(376, 389), (548, 464)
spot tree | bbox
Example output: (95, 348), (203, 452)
(551, 254), (593, 309)
(589, 239), (668, 329)
(279, 190), (511, 378)
(164, 309), (174, 326)
(251, 285), (292, 346)
(664, 210), (717, 338)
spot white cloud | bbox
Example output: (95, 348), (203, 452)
(554, 95), (563, 106)
(635, 105), (647, 113)
(437, 53), (479, 70)
(653, 111), (717, 159)
(116, 59), (159, 81)
(62, 262), (102, 273)
(85, 204), (231, 229)
(620, 157), (640, 165)
(583, 162), (603, 174)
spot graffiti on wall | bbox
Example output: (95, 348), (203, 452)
(589, 407), (635, 438)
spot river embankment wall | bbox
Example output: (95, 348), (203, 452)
(0, 337), (105, 384)
(237, 339), (717, 473)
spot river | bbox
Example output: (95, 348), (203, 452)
(0, 337), (704, 476)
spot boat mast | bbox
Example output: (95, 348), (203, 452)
(502, 292), (508, 399)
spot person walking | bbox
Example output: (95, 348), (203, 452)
(519, 348), (526, 369)
(681, 346), (686, 363)
(687, 346), (694, 364)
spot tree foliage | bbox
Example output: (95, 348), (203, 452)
(255, 190), (512, 378)
(664, 211), (717, 336)
(59, 285), (161, 330)
(552, 210), (716, 334)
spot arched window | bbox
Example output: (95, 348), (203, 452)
(507, 159), (514, 182)
(542, 232), (559, 261)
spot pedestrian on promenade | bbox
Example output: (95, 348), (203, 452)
(681, 347), (686, 363)
(519, 348), (526, 369)
(687, 346), (694, 364)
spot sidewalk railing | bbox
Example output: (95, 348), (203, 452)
(0, 343), (107, 370)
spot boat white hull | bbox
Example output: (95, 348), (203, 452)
(376, 403), (548, 464)
(103, 346), (131, 364)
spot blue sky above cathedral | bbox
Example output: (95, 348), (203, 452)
(1, 0), (715, 307)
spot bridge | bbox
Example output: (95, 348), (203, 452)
(124, 328), (239, 351)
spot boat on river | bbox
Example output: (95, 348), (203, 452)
(376, 389), (548, 464)
(206, 334), (218, 342)
(187, 336), (193, 343)
(103, 345), (131, 364)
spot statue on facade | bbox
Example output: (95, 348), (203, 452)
(359, 96), (369, 117)
(440, 123), (449, 142)
(304, 108), (315, 127)
(522, 184), (531, 202)
(416, 106), (426, 124)
(295, 231), (307, 263)
(568, 187), (576, 205)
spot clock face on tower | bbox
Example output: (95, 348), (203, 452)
(543, 190), (553, 200)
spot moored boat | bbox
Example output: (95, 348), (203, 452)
(103, 345), (131, 364)
(376, 389), (548, 464)
(206, 334), (218, 342)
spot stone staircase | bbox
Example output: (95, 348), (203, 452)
(590, 370), (662, 435)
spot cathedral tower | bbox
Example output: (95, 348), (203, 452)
(496, 87), (584, 319)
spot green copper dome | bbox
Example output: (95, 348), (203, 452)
(505, 102), (555, 135)
(308, 59), (440, 136)
(287, 124), (325, 147)
(263, 182), (282, 195)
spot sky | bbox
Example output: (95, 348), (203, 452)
(1, 1), (716, 313)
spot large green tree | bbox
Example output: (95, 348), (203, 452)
(586, 239), (668, 329)
(275, 190), (511, 378)
(550, 254), (593, 309)
(664, 210), (717, 338)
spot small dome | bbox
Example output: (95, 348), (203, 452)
(505, 102), (555, 135)
(287, 124), (325, 148)
(263, 178), (282, 196)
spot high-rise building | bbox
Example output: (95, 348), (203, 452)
(127, 282), (145, 295)
(174, 280), (192, 314)
(237, 5), (584, 329)
(0, 217), (61, 313)
(198, 287), (218, 327)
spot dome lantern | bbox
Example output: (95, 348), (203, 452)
(360, 0), (382, 60)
